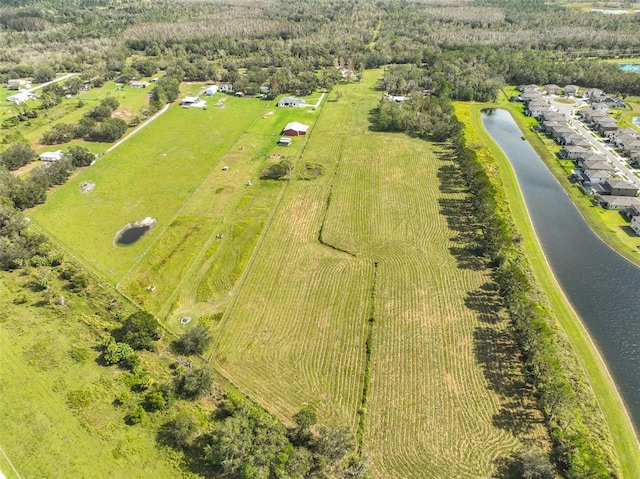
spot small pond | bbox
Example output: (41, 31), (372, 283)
(618, 63), (640, 73)
(115, 217), (156, 246)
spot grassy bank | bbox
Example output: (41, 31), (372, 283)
(455, 101), (640, 478)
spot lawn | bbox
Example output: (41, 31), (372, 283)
(209, 71), (548, 478)
(455, 100), (640, 478)
(0, 273), (182, 479)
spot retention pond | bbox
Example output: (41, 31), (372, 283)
(481, 108), (640, 431)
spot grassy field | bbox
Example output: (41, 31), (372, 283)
(0, 273), (183, 479)
(209, 71), (548, 477)
(455, 101), (640, 478)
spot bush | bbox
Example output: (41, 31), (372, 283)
(160, 412), (198, 448)
(125, 405), (147, 425)
(113, 311), (161, 351)
(174, 325), (212, 355)
(176, 365), (215, 399)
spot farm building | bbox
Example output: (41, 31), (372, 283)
(7, 91), (34, 104)
(278, 137), (292, 147)
(40, 150), (64, 162)
(205, 85), (218, 95)
(277, 97), (306, 108)
(7, 79), (28, 90)
(128, 80), (149, 88)
(282, 121), (309, 136)
(220, 83), (233, 93)
(181, 96), (206, 108)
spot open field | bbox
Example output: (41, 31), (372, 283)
(455, 101), (640, 478)
(210, 71), (548, 477)
(0, 273), (182, 479)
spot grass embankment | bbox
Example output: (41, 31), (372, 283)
(0, 272), (184, 479)
(455, 101), (640, 478)
(211, 71), (548, 478)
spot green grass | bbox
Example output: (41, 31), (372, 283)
(0, 273), (182, 479)
(209, 71), (548, 478)
(455, 101), (640, 479)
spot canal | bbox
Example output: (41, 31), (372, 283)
(481, 108), (640, 431)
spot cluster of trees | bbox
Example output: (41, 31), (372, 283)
(0, 145), (95, 210)
(450, 123), (619, 478)
(0, 201), (51, 270)
(160, 392), (367, 479)
(42, 97), (127, 144)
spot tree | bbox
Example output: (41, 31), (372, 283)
(42, 123), (75, 144)
(40, 90), (61, 109)
(68, 146), (94, 167)
(511, 447), (555, 479)
(33, 66), (55, 83)
(85, 104), (113, 121)
(176, 365), (215, 399)
(103, 338), (135, 365)
(113, 311), (161, 350)
(174, 325), (212, 355)
(0, 142), (36, 170)
(160, 412), (199, 448)
(89, 118), (127, 142)
(100, 96), (120, 111)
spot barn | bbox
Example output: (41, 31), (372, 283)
(282, 121), (309, 136)
(277, 97), (305, 107)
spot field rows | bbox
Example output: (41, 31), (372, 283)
(211, 72), (547, 477)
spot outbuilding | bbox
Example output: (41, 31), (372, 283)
(40, 150), (64, 162)
(205, 85), (219, 95)
(282, 121), (309, 136)
(278, 137), (292, 147)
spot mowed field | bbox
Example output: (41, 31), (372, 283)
(29, 88), (317, 316)
(210, 71), (548, 477)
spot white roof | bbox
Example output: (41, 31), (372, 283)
(284, 121), (309, 133)
(40, 150), (64, 161)
(7, 91), (33, 104)
(181, 96), (199, 104)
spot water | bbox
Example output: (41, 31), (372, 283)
(618, 63), (640, 73)
(481, 108), (640, 431)
(116, 225), (151, 245)
(633, 117), (640, 128)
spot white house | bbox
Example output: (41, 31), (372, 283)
(129, 80), (149, 88)
(7, 79), (28, 90)
(220, 83), (233, 93)
(7, 91), (34, 105)
(277, 97), (305, 107)
(40, 150), (64, 162)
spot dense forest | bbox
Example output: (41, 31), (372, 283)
(2, 1), (640, 478)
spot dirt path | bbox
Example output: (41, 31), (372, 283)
(103, 103), (170, 156)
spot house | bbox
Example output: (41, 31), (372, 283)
(602, 178), (639, 197)
(181, 96), (200, 106)
(564, 85), (579, 97)
(596, 195), (640, 210)
(278, 137), (292, 147)
(385, 94), (410, 102)
(7, 91), (34, 104)
(544, 84), (562, 95)
(585, 88), (607, 103)
(277, 97), (306, 108)
(40, 150), (64, 162)
(282, 121), (309, 136)
(604, 96), (624, 109)
(577, 158), (614, 171)
(591, 102), (610, 113)
(205, 85), (218, 95)
(559, 145), (590, 160)
(541, 111), (565, 122)
(129, 80), (149, 88)
(580, 169), (614, 184)
(547, 125), (573, 141)
(7, 79), (28, 90)
(631, 215), (640, 235)
(596, 119), (619, 135)
(220, 83), (233, 93)
(519, 84), (540, 93)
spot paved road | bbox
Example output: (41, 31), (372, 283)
(26, 73), (78, 93)
(552, 98), (640, 188)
